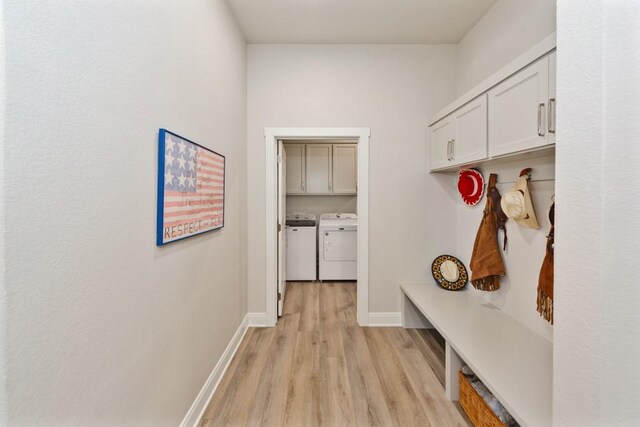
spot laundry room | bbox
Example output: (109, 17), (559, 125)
(283, 140), (358, 286)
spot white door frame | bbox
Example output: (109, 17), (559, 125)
(264, 127), (370, 327)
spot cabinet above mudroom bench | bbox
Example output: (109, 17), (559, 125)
(429, 35), (556, 172)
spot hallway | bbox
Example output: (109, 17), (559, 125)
(200, 282), (469, 426)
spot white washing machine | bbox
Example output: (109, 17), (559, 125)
(319, 213), (357, 281)
(285, 213), (317, 281)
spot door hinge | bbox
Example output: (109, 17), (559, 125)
(278, 292), (282, 301)
(277, 153), (282, 164)
(278, 223), (282, 232)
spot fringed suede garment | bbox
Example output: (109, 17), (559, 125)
(470, 174), (506, 291)
(537, 203), (554, 324)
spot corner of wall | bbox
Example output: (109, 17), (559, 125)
(454, 0), (557, 95)
(0, 1), (8, 422)
(236, 9), (248, 323)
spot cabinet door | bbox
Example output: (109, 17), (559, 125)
(285, 144), (306, 194)
(306, 144), (332, 194)
(547, 51), (556, 145)
(488, 56), (550, 157)
(450, 94), (488, 166)
(429, 117), (454, 171)
(332, 144), (357, 194)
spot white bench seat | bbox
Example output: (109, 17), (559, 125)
(400, 282), (552, 427)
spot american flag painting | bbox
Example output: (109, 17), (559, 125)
(157, 129), (225, 245)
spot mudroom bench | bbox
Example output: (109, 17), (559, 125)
(400, 282), (552, 427)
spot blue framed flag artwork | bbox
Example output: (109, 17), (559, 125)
(157, 129), (225, 245)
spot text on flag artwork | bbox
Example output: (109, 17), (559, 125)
(157, 129), (225, 245)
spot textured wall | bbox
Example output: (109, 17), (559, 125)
(555, 1), (640, 425)
(2, 0), (246, 425)
(455, 155), (555, 342)
(448, 0), (557, 342)
(247, 44), (458, 314)
(456, 0), (556, 95)
(0, 2), (6, 421)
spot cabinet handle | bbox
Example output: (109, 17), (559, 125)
(450, 139), (455, 160)
(537, 103), (546, 137)
(548, 98), (556, 134)
(329, 181), (332, 192)
(302, 181), (305, 192)
(447, 140), (452, 161)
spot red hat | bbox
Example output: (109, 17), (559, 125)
(457, 169), (485, 206)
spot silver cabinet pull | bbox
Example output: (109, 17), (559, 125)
(548, 98), (556, 133)
(447, 140), (452, 161)
(302, 181), (305, 192)
(450, 139), (455, 160)
(537, 103), (546, 137)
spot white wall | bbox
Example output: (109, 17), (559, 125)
(456, 0), (556, 95)
(555, 1), (640, 425)
(247, 44), (458, 314)
(1, 1), (246, 425)
(448, 0), (558, 343)
(286, 196), (357, 221)
(0, 2), (7, 422)
(455, 154), (555, 342)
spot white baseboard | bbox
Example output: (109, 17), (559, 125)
(180, 315), (249, 427)
(368, 312), (402, 327)
(247, 312), (268, 327)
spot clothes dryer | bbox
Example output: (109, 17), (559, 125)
(318, 213), (357, 281)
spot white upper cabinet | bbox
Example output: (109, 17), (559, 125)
(547, 51), (556, 145)
(488, 56), (550, 157)
(286, 143), (358, 195)
(306, 144), (332, 194)
(428, 37), (557, 172)
(285, 144), (306, 194)
(332, 144), (357, 194)
(451, 95), (488, 165)
(429, 116), (454, 170)
(430, 95), (487, 170)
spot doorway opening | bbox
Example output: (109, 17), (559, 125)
(264, 128), (370, 326)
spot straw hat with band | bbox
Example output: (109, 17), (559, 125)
(500, 168), (539, 230)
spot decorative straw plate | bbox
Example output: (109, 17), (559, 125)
(431, 255), (468, 291)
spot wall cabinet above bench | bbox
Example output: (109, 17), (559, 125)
(430, 94), (488, 170)
(285, 143), (357, 196)
(429, 48), (556, 172)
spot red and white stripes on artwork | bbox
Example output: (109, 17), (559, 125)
(163, 147), (224, 240)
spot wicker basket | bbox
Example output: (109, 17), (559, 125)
(459, 371), (507, 427)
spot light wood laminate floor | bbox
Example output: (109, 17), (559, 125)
(200, 282), (470, 427)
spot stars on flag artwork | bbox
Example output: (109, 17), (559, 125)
(157, 129), (225, 245)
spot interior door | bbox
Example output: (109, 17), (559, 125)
(277, 140), (287, 317)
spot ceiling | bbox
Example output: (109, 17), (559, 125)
(225, 0), (498, 44)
